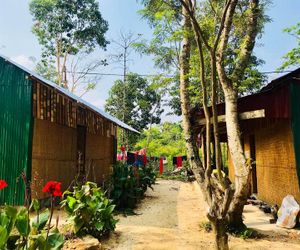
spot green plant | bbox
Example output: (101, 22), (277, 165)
(199, 221), (212, 233)
(0, 202), (64, 250)
(62, 182), (117, 239)
(0, 206), (18, 249)
(138, 163), (156, 193)
(109, 161), (157, 210)
(109, 162), (140, 210)
(228, 226), (260, 240)
(239, 228), (258, 240)
(0, 177), (64, 250)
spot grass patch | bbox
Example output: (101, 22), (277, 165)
(199, 221), (213, 232)
(228, 226), (261, 239)
(158, 174), (188, 182)
(199, 221), (262, 240)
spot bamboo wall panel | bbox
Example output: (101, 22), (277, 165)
(255, 120), (300, 205)
(31, 81), (118, 197)
(33, 81), (77, 128)
(31, 119), (77, 199)
(85, 132), (114, 184)
(33, 81), (118, 136)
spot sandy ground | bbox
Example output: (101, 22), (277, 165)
(101, 179), (300, 250)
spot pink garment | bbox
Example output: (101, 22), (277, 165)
(139, 148), (147, 155)
(117, 154), (122, 161)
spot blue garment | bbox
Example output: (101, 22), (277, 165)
(133, 155), (144, 167)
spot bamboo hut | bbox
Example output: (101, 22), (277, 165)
(0, 55), (138, 205)
(193, 69), (300, 206)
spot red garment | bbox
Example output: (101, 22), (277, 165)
(120, 145), (126, 152)
(143, 155), (147, 166)
(176, 156), (182, 168)
(159, 158), (163, 175)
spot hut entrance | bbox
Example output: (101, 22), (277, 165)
(250, 134), (258, 194)
(77, 125), (87, 176)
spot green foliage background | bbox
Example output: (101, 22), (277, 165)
(135, 122), (186, 169)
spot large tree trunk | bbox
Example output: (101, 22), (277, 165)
(179, 3), (230, 250)
(211, 219), (229, 250)
(222, 86), (250, 228)
(215, 0), (260, 227)
(179, 7), (204, 180)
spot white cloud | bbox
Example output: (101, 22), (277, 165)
(10, 54), (36, 70)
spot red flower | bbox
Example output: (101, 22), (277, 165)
(42, 181), (62, 197)
(0, 180), (7, 190)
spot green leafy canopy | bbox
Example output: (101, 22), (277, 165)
(279, 22), (300, 70)
(30, 0), (109, 58)
(105, 73), (164, 132)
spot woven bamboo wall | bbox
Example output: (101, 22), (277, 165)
(31, 81), (118, 197)
(255, 120), (300, 205)
(85, 132), (114, 185)
(32, 80), (118, 135)
(227, 119), (300, 205)
(31, 119), (77, 199)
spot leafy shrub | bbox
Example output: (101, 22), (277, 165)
(0, 203), (64, 249)
(61, 182), (117, 239)
(238, 228), (259, 239)
(0, 178), (64, 250)
(228, 226), (260, 239)
(199, 221), (213, 233)
(109, 162), (139, 209)
(138, 163), (156, 193)
(109, 161), (156, 210)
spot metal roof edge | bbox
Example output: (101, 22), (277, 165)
(0, 54), (139, 134)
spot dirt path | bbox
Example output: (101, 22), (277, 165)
(101, 180), (300, 250)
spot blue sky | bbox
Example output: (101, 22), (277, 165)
(0, 1), (299, 121)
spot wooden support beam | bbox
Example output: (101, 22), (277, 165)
(198, 109), (265, 125)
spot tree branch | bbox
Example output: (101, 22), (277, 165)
(213, 0), (232, 53)
(178, 0), (212, 51)
(217, 0), (238, 61)
(231, 0), (260, 83)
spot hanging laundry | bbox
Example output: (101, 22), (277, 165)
(159, 157), (163, 175)
(172, 157), (176, 166)
(120, 145), (126, 152)
(176, 157), (183, 168)
(163, 157), (168, 165)
(143, 155), (147, 166)
(134, 155), (144, 167)
(173, 155), (187, 168)
(127, 152), (136, 165)
(117, 154), (122, 161)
